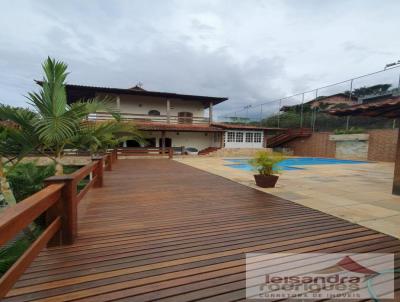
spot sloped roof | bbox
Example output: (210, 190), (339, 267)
(328, 97), (400, 118)
(35, 81), (228, 108)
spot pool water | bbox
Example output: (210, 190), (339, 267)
(225, 157), (368, 171)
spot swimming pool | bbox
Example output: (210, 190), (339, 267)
(225, 157), (368, 171)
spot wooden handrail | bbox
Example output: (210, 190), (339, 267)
(0, 151), (118, 299)
(0, 217), (61, 298)
(0, 183), (63, 246)
(117, 147), (173, 159)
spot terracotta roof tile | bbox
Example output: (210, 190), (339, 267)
(328, 97), (400, 118)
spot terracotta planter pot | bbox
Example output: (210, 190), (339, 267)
(254, 174), (279, 188)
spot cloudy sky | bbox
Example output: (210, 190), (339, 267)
(1, 0), (399, 118)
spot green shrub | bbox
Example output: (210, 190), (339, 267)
(249, 152), (285, 175)
(7, 162), (56, 202)
(334, 127), (365, 135)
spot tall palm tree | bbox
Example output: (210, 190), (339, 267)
(25, 57), (119, 174)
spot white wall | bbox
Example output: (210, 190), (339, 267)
(143, 131), (221, 150)
(96, 93), (205, 117)
(224, 130), (264, 148)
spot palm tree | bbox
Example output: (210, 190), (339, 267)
(71, 120), (144, 156)
(25, 57), (119, 174)
(0, 107), (41, 206)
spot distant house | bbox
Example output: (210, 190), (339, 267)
(281, 93), (358, 112)
(37, 81), (274, 152)
(360, 87), (400, 104)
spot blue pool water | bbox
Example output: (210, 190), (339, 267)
(225, 157), (368, 171)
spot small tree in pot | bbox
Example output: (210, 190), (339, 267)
(249, 151), (285, 188)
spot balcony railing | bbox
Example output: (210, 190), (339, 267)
(89, 112), (210, 124)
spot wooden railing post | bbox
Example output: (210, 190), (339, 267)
(92, 156), (104, 188)
(105, 154), (112, 171)
(44, 175), (77, 245)
(112, 148), (118, 163)
(169, 147), (173, 159)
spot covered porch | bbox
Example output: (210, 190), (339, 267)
(124, 122), (225, 154)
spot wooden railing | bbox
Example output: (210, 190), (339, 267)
(89, 112), (210, 125)
(118, 147), (173, 159)
(0, 150), (117, 298)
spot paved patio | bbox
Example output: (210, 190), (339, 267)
(175, 157), (400, 238)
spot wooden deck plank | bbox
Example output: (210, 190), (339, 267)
(4, 159), (400, 302)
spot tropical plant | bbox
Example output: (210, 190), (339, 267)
(0, 108), (41, 207)
(249, 151), (285, 176)
(0, 57), (120, 176)
(71, 120), (144, 156)
(0, 237), (32, 276)
(26, 57), (121, 174)
(7, 162), (55, 202)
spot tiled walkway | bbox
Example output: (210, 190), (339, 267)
(4, 159), (399, 301)
(176, 157), (400, 238)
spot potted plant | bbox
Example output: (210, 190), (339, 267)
(249, 151), (285, 188)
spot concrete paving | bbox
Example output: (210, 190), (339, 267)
(175, 157), (400, 239)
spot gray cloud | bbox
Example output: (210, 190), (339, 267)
(1, 0), (399, 118)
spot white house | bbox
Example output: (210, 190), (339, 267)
(48, 82), (273, 154)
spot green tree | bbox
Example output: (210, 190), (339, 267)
(26, 57), (121, 174)
(71, 120), (144, 156)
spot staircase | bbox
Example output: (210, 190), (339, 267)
(267, 128), (312, 148)
(198, 147), (221, 156)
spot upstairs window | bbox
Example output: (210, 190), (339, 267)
(148, 110), (160, 116)
(178, 112), (193, 124)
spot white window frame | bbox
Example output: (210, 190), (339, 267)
(236, 132), (244, 142)
(245, 132), (253, 143)
(254, 132), (262, 143)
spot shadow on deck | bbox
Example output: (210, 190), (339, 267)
(4, 159), (400, 301)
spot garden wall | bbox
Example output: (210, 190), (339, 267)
(284, 129), (398, 162)
(283, 132), (336, 158)
(367, 129), (398, 162)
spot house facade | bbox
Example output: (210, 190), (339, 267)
(50, 82), (272, 153)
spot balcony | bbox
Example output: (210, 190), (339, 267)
(89, 112), (211, 124)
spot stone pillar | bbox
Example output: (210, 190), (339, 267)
(161, 131), (166, 154)
(166, 99), (171, 124)
(116, 96), (120, 110)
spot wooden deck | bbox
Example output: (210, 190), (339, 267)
(4, 159), (399, 301)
